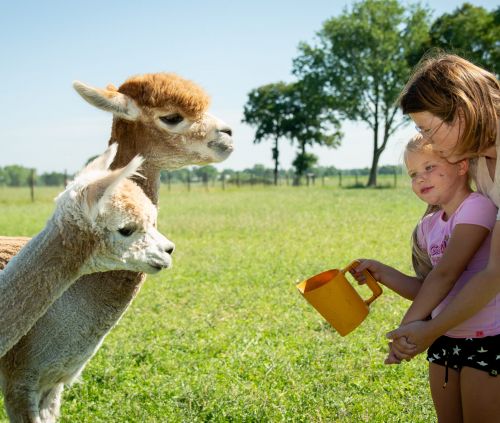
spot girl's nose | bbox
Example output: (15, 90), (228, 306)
(416, 172), (426, 182)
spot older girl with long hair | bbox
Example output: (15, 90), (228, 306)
(353, 132), (500, 422)
(386, 54), (500, 358)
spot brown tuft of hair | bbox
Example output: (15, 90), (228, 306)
(118, 73), (211, 120)
(398, 52), (500, 157)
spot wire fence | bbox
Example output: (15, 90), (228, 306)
(161, 170), (410, 192)
(6, 169), (411, 202)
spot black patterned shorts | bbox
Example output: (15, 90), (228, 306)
(427, 334), (500, 377)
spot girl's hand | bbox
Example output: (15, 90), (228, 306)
(386, 321), (436, 356)
(389, 336), (415, 361)
(384, 342), (402, 365)
(349, 259), (386, 284)
(385, 336), (417, 364)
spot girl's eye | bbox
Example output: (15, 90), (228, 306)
(118, 225), (136, 237)
(425, 165), (435, 172)
(159, 114), (184, 125)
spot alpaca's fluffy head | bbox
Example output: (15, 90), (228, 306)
(73, 73), (234, 170)
(118, 73), (210, 120)
(54, 144), (174, 274)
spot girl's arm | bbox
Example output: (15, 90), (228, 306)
(388, 220), (500, 354)
(400, 223), (490, 325)
(352, 259), (422, 300)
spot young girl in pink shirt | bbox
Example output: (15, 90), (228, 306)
(352, 134), (500, 422)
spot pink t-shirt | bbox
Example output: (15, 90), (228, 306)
(417, 192), (500, 338)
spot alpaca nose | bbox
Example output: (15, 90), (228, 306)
(219, 127), (232, 137)
(165, 244), (175, 255)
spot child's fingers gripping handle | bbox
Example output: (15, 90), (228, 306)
(343, 260), (382, 306)
(343, 259), (366, 276)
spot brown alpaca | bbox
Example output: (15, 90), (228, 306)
(0, 73), (233, 422)
(74, 72), (232, 201)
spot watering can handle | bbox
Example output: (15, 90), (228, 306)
(342, 260), (383, 306)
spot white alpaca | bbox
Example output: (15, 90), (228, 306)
(0, 73), (233, 421)
(0, 145), (174, 423)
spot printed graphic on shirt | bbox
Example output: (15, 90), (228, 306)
(429, 234), (449, 265)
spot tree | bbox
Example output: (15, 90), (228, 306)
(285, 80), (342, 180)
(3, 165), (33, 187)
(242, 82), (294, 185)
(427, 3), (500, 76)
(193, 165), (218, 180)
(293, 0), (430, 186)
(161, 168), (191, 183)
(0, 168), (10, 186)
(40, 172), (67, 186)
(292, 152), (318, 180)
(243, 80), (342, 185)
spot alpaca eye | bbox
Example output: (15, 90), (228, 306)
(160, 114), (184, 125)
(118, 226), (136, 237)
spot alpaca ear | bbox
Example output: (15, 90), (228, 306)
(78, 143), (118, 177)
(73, 81), (140, 121)
(85, 155), (144, 219)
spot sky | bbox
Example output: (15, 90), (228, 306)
(1, 0), (498, 174)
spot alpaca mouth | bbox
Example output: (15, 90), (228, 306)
(149, 266), (163, 274)
(208, 140), (233, 154)
(207, 140), (234, 163)
(147, 260), (171, 273)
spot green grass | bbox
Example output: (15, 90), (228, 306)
(0, 183), (436, 422)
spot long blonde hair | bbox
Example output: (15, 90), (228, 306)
(411, 204), (439, 280)
(399, 52), (500, 158)
(405, 134), (440, 279)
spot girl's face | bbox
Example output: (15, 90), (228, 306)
(406, 149), (468, 206)
(409, 111), (466, 162)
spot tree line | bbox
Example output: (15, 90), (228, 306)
(242, 1), (499, 187)
(0, 163), (403, 187)
(0, 166), (67, 187)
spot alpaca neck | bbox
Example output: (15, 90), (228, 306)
(0, 220), (91, 356)
(133, 164), (161, 205)
(109, 122), (161, 205)
(97, 123), (161, 303)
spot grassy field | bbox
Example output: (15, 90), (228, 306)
(0, 181), (437, 422)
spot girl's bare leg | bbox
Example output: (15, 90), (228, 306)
(461, 367), (500, 423)
(429, 363), (463, 423)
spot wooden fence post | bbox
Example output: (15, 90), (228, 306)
(29, 169), (35, 202)
(203, 173), (209, 192)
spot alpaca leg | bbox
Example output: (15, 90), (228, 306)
(38, 384), (64, 423)
(3, 383), (42, 423)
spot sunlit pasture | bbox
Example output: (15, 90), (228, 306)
(0, 180), (437, 422)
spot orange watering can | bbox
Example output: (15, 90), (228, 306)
(296, 260), (382, 336)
